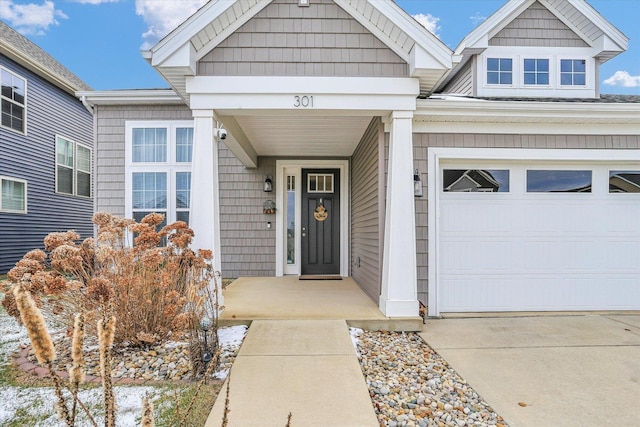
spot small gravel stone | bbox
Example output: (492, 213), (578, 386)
(353, 329), (508, 427)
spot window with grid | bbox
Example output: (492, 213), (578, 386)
(132, 128), (167, 163)
(0, 177), (27, 213)
(56, 136), (92, 197)
(1, 67), (26, 133)
(126, 121), (193, 229)
(560, 59), (586, 86)
(524, 59), (549, 85)
(487, 58), (512, 85)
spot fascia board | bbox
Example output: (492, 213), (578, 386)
(1, 41), (82, 95)
(454, 0), (531, 53)
(186, 76), (420, 96)
(150, 0), (238, 67)
(566, 0), (629, 49)
(415, 98), (640, 123)
(194, 0), (273, 62)
(333, 0), (410, 63)
(75, 90), (184, 107)
(369, 0), (452, 68)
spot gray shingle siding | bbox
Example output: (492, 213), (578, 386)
(411, 133), (640, 305)
(0, 55), (93, 273)
(489, 1), (589, 47)
(94, 104), (193, 217)
(197, 0), (408, 77)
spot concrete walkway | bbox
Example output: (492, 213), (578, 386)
(205, 319), (379, 427)
(420, 314), (640, 427)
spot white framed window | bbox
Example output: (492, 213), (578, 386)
(560, 59), (586, 86)
(125, 121), (193, 227)
(1, 67), (27, 134)
(56, 135), (92, 198)
(523, 58), (550, 86)
(487, 58), (513, 85)
(0, 176), (27, 213)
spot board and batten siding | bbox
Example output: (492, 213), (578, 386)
(489, 1), (588, 47)
(94, 104), (193, 216)
(350, 117), (383, 301)
(411, 133), (640, 305)
(197, 0), (408, 78)
(0, 55), (93, 273)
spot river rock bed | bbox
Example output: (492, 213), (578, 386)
(354, 329), (508, 427)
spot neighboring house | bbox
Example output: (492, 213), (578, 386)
(80, 0), (640, 318)
(0, 21), (94, 274)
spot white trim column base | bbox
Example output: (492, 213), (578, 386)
(379, 110), (419, 318)
(190, 109), (223, 308)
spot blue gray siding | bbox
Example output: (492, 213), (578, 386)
(0, 55), (93, 273)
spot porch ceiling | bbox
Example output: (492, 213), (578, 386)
(223, 114), (373, 157)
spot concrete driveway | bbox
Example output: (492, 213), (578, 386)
(419, 314), (640, 427)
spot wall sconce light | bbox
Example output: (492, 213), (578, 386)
(264, 176), (273, 192)
(414, 169), (423, 197)
(298, 0), (309, 6)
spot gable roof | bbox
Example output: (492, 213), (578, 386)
(0, 21), (92, 94)
(143, 0), (452, 99)
(438, 0), (629, 91)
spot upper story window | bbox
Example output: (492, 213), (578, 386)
(0, 176), (27, 213)
(560, 59), (586, 86)
(524, 59), (549, 85)
(56, 135), (92, 198)
(487, 58), (512, 85)
(1, 67), (27, 134)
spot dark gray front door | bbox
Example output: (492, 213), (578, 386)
(301, 169), (340, 275)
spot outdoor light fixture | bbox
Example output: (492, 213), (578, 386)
(414, 169), (423, 197)
(200, 318), (213, 364)
(298, 0), (309, 6)
(264, 176), (273, 192)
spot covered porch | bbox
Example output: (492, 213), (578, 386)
(219, 276), (423, 331)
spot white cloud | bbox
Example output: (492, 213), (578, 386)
(135, 0), (208, 49)
(0, 0), (67, 35)
(69, 0), (121, 4)
(603, 71), (640, 88)
(412, 13), (440, 37)
(470, 12), (487, 26)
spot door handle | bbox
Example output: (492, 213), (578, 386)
(302, 227), (306, 237)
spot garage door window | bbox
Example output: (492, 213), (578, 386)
(443, 169), (509, 192)
(527, 170), (592, 193)
(609, 171), (640, 193)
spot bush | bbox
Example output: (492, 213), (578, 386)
(1, 212), (219, 353)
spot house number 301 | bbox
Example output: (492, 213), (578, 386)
(293, 95), (314, 108)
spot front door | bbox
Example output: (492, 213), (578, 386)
(301, 169), (340, 275)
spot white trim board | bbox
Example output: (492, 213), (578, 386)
(275, 159), (350, 277)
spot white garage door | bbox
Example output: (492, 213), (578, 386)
(437, 160), (640, 313)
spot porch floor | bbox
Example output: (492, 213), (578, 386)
(218, 276), (422, 331)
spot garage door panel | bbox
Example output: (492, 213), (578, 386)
(441, 239), (514, 272)
(438, 160), (640, 313)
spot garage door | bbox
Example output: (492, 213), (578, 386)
(437, 161), (640, 312)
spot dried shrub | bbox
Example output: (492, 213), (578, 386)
(1, 212), (219, 353)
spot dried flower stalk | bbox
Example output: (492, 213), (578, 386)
(141, 395), (154, 427)
(13, 284), (55, 364)
(69, 312), (86, 386)
(99, 315), (117, 427)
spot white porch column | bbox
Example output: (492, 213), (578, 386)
(380, 111), (419, 317)
(190, 110), (223, 307)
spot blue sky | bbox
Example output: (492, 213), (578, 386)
(1, 0), (639, 94)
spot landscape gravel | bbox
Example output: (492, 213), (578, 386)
(352, 328), (508, 427)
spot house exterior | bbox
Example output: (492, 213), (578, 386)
(0, 22), (94, 274)
(80, 0), (640, 318)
